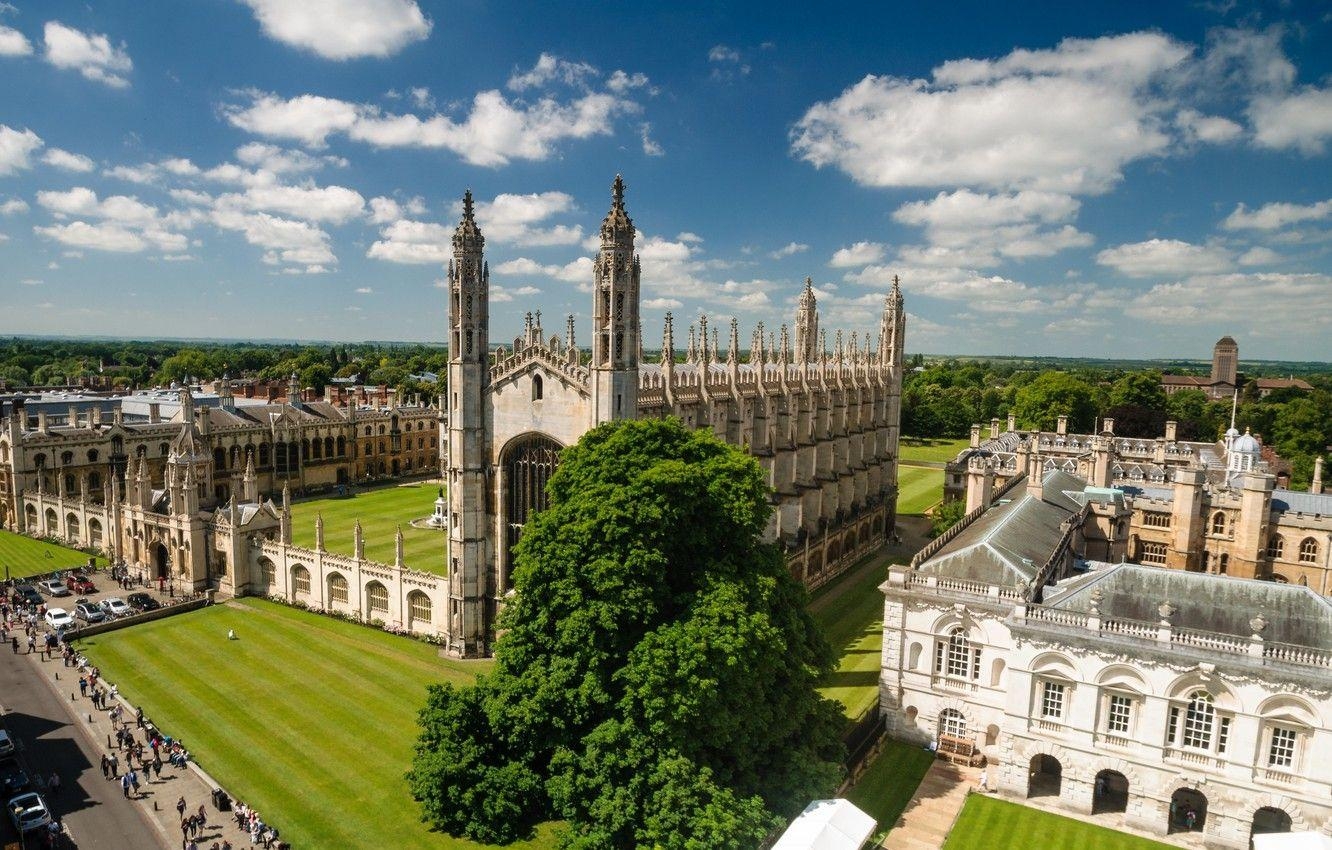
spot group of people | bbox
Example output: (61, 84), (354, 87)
(232, 800), (282, 848)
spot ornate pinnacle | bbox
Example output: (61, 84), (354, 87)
(462, 189), (475, 220)
(662, 312), (674, 363)
(612, 174), (625, 208)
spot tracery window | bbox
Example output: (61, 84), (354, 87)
(1211, 512), (1227, 535)
(328, 573), (348, 604)
(1268, 535), (1285, 559)
(366, 582), (389, 616)
(1299, 537), (1318, 564)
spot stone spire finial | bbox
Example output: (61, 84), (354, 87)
(600, 173), (635, 244)
(395, 525), (405, 567)
(727, 317), (739, 365)
(711, 325), (718, 365)
(1249, 614), (1268, 637)
(315, 512), (325, 551)
(452, 189), (484, 250)
(819, 328), (828, 364)
(662, 312), (674, 365)
(834, 329), (844, 364)
(779, 324), (790, 366)
(566, 313), (576, 352)
(687, 324), (698, 364)
(699, 315), (710, 365)
(353, 518), (364, 560)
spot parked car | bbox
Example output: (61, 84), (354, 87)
(126, 593), (160, 613)
(7, 791), (51, 834)
(100, 598), (131, 618)
(0, 763), (29, 796)
(43, 608), (75, 629)
(0, 731), (15, 759)
(13, 584), (42, 607)
(38, 579), (69, 597)
(73, 602), (105, 624)
(65, 572), (96, 594)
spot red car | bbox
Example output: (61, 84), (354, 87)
(65, 573), (96, 594)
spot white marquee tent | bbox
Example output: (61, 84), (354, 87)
(771, 799), (877, 850)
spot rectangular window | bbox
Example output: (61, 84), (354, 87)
(1166, 706), (1180, 745)
(1107, 694), (1133, 734)
(1141, 512), (1171, 528)
(1268, 727), (1297, 768)
(934, 641), (945, 675)
(946, 639), (970, 678)
(1183, 705), (1213, 749)
(1041, 681), (1065, 719)
(1217, 716), (1230, 755)
(1140, 542), (1168, 565)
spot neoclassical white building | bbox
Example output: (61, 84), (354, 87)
(881, 463), (1332, 847)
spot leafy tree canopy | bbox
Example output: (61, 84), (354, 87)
(408, 418), (845, 848)
(1011, 371), (1098, 432)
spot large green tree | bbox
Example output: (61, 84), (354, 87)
(408, 418), (844, 848)
(1011, 371), (1098, 432)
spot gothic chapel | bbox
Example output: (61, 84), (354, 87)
(442, 176), (906, 655)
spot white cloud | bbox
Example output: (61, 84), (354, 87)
(34, 221), (150, 252)
(770, 241), (808, 259)
(0, 23), (32, 56)
(1249, 86), (1332, 155)
(1237, 246), (1280, 266)
(234, 142), (340, 174)
(408, 86), (433, 110)
(43, 21), (132, 88)
(829, 241), (887, 268)
(366, 218), (451, 264)
(222, 92), (359, 148)
(210, 208), (334, 271)
(644, 297), (683, 310)
(471, 191), (583, 246)
(33, 186), (190, 253)
(0, 124), (41, 175)
(639, 123), (663, 157)
(607, 70), (651, 94)
(1095, 238), (1233, 277)
(0, 197), (27, 215)
(1222, 198), (1332, 230)
(41, 148), (94, 172)
(507, 53), (597, 91)
(489, 284), (542, 303)
(214, 183), (366, 225)
(891, 189), (1092, 264)
(708, 45), (741, 64)
(1124, 272), (1332, 328)
(1174, 109), (1242, 144)
(792, 32), (1189, 194)
(492, 256), (590, 283)
(355, 286), (374, 294)
(239, 0), (431, 60)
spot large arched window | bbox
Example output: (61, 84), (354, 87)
(1210, 512), (1227, 536)
(1298, 537), (1319, 564)
(939, 709), (967, 739)
(259, 558), (276, 585)
(327, 573), (348, 604)
(1167, 690), (1230, 755)
(935, 627), (980, 680)
(1268, 535), (1285, 560)
(407, 591), (432, 627)
(366, 581), (389, 616)
(291, 564), (311, 595)
(503, 434), (563, 588)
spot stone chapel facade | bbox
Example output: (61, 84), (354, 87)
(443, 176), (907, 656)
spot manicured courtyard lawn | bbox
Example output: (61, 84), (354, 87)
(809, 555), (887, 719)
(944, 795), (1175, 850)
(899, 437), (970, 465)
(845, 739), (935, 843)
(289, 483), (448, 575)
(897, 465), (944, 515)
(76, 599), (559, 849)
(0, 530), (105, 581)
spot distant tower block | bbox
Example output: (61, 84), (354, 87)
(1212, 335), (1238, 386)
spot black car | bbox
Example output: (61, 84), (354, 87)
(0, 762), (29, 796)
(126, 593), (160, 613)
(13, 585), (42, 607)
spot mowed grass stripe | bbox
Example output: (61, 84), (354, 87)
(289, 484), (448, 575)
(943, 795), (1175, 850)
(896, 465), (944, 515)
(0, 530), (106, 580)
(78, 599), (551, 849)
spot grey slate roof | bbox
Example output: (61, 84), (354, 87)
(1045, 563), (1332, 648)
(1272, 489), (1332, 516)
(916, 470), (1086, 585)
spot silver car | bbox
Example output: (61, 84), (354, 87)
(100, 597), (132, 618)
(74, 602), (105, 624)
(38, 579), (69, 598)
(7, 791), (51, 833)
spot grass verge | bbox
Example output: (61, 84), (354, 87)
(897, 466), (944, 515)
(944, 795), (1176, 850)
(0, 530), (105, 581)
(844, 739), (935, 843)
(809, 556), (888, 719)
(899, 437), (970, 465)
(289, 483), (448, 575)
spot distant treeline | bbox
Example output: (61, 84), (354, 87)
(901, 354), (1332, 489)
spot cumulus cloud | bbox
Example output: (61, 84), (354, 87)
(0, 197), (28, 215)
(891, 189), (1092, 265)
(770, 241), (808, 259)
(239, 0), (431, 60)
(1249, 86), (1332, 155)
(644, 297), (683, 310)
(43, 21), (132, 88)
(1237, 246), (1280, 266)
(1095, 238), (1233, 277)
(471, 191), (583, 246)
(792, 32), (1190, 194)
(507, 53), (597, 91)
(1175, 108), (1242, 144)
(829, 241), (887, 268)
(366, 218), (451, 264)
(210, 208), (334, 271)
(41, 148), (94, 172)
(33, 186), (190, 253)
(1222, 198), (1332, 230)
(234, 142), (343, 174)
(0, 22), (32, 56)
(367, 195), (425, 224)
(1124, 272), (1332, 328)
(493, 256), (590, 283)
(0, 124), (41, 175)
(224, 82), (637, 167)
(213, 182), (366, 225)
(489, 284), (542, 303)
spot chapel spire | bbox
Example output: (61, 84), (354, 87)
(794, 276), (819, 366)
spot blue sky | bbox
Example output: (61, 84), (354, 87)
(1, 1), (1330, 360)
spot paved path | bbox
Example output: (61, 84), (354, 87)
(0, 635), (166, 849)
(883, 759), (978, 850)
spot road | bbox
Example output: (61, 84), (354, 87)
(0, 642), (168, 850)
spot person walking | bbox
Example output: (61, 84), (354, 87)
(129, 769), (140, 797)
(100, 754), (110, 779)
(108, 752), (119, 779)
(177, 797), (187, 820)
(977, 768), (989, 793)
(47, 771), (60, 797)
(120, 772), (131, 798)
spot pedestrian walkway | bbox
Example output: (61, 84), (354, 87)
(883, 759), (979, 850)
(21, 636), (284, 849)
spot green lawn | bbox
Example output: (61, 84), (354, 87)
(0, 530), (105, 581)
(76, 599), (559, 849)
(897, 466), (944, 515)
(899, 437), (970, 465)
(944, 795), (1175, 850)
(289, 483), (448, 575)
(845, 739), (935, 843)
(809, 555), (888, 719)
